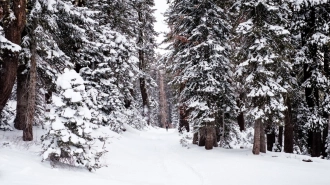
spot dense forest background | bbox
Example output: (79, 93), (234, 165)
(1, 0), (330, 171)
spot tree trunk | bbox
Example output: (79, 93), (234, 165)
(301, 7), (321, 157)
(252, 119), (261, 155)
(260, 123), (266, 153)
(0, 0), (26, 115)
(140, 76), (150, 125)
(278, 126), (283, 149)
(14, 65), (29, 130)
(198, 127), (206, 147)
(205, 127), (216, 150)
(159, 71), (168, 128)
(178, 83), (189, 132)
(192, 132), (198, 144)
(137, 4), (150, 126)
(237, 93), (245, 131)
(23, 23), (37, 141)
(237, 112), (245, 132)
(284, 96), (293, 153)
(322, 45), (330, 158)
(267, 130), (275, 151)
(311, 131), (321, 157)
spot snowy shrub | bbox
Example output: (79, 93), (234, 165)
(0, 92), (16, 131)
(41, 69), (107, 171)
(0, 105), (15, 131)
(179, 128), (192, 148)
(224, 125), (254, 149)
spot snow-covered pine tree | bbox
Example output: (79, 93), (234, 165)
(235, 0), (293, 155)
(165, 0), (236, 150)
(133, 0), (158, 126)
(42, 69), (106, 171)
(289, 0), (330, 157)
(80, 28), (144, 131)
(76, 0), (147, 131)
(93, 0), (137, 38)
(15, 0), (93, 140)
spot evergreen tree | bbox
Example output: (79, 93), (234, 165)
(290, 0), (330, 157)
(165, 0), (236, 149)
(77, 0), (147, 131)
(235, 0), (293, 154)
(42, 69), (106, 171)
(133, 0), (158, 125)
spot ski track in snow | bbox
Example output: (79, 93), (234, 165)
(1, 127), (330, 185)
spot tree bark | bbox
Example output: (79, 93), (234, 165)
(140, 76), (150, 125)
(137, 4), (150, 125)
(14, 65), (29, 130)
(252, 119), (261, 155)
(278, 126), (283, 149)
(321, 45), (330, 158)
(192, 132), (198, 144)
(205, 127), (216, 150)
(284, 96), (293, 153)
(237, 93), (245, 131)
(267, 130), (275, 151)
(260, 123), (266, 153)
(159, 71), (168, 128)
(0, 0), (26, 115)
(311, 131), (321, 157)
(198, 127), (206, 147)
(178, 83), (189, 132)
(23, 22), (37, 141)
(237, 112), (245, 132)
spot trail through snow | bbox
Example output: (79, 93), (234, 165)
(1, 127), (330, 185)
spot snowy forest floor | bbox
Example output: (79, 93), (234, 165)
(1, 126), (330, 185)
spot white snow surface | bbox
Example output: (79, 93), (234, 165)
(1, 127), (330, 185)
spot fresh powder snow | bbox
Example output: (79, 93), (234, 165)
(1, 126), (329, 185)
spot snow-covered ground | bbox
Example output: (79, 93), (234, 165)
(1, 126), (330, 185)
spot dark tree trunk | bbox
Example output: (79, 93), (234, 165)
(252, 119), (261, 155)
(23, 23), (37, 141)
(205, 127), (217, 150)
(284, 96), (294, 153)
(311, 131), (321, 157)
(322, 45), (330, 158)
(303, 7), (321, 157)
(278, 126), (283, 149)
(0, 0), (26, 115)
(260, 124), (266, 153)
(237, 93), (245, 131)
(140, 75), (150, 125)
(14, 65), (29, 130)
(267, 130), (275, 151)
(212, 126), (218, 147)
(198, 127), (206, 147)
(193, 132), (198, 144)
(237, 112), (245, 132)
